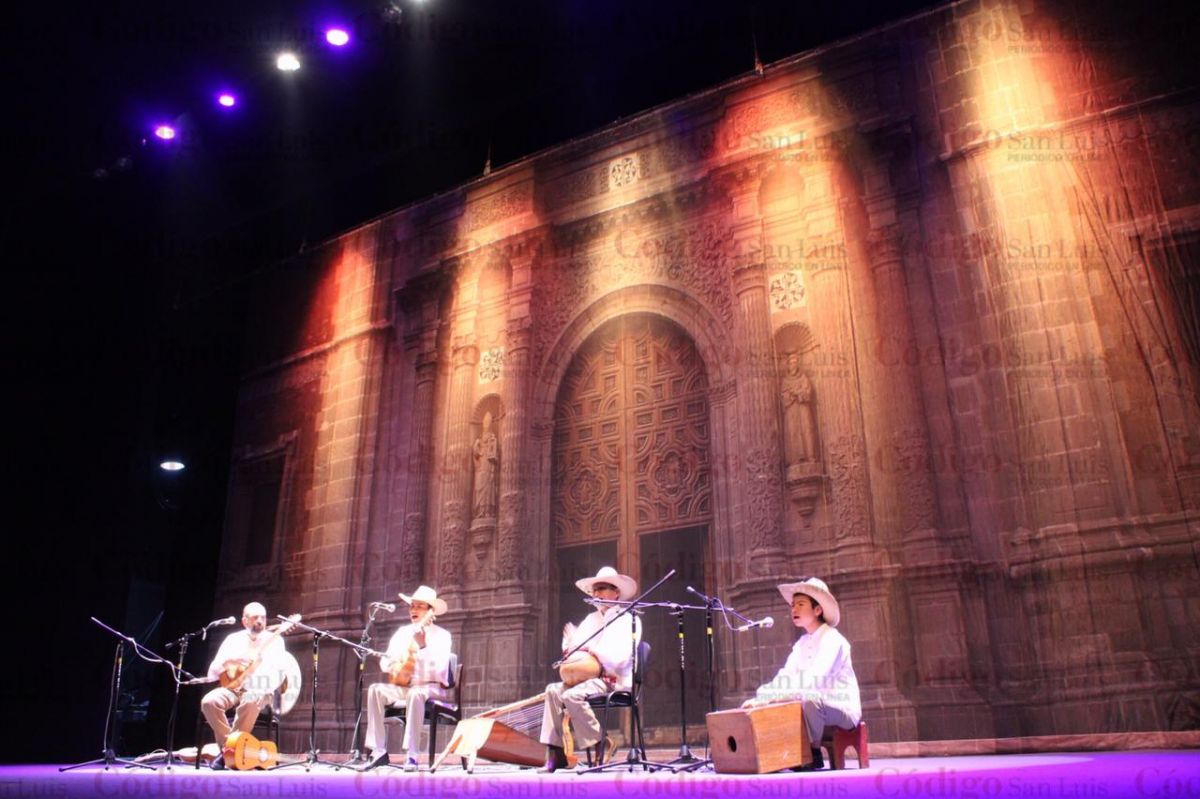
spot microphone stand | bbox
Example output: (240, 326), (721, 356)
(666, 603), (698, 767)
(576, 570), (676, 774)
(339, 604), (387, 767)
(672, 587), (757, 773)
(61, 618), (185, 772)
(160, 622), (221, 770)
(271, 618), (339, 772)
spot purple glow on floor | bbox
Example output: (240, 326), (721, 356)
(3, 752), (1196, 798)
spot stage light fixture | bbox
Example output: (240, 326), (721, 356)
(159, 460), (186, 472)
(325, 28), (350, 46)
(276, 52), (301, 72)
(154, 125), (176, 140)
(217, 92), (237, 108)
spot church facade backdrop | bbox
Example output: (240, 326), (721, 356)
(214, 0), (1200, 750)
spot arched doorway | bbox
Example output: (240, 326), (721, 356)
(550, 313), (714, 736)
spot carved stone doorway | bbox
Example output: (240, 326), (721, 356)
(550, 313), (714, 736)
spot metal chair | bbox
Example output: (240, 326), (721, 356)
(584, 641), (650, 766)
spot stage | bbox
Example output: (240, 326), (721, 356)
(6, 751), (1196, 799)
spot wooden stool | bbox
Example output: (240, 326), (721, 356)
(820, 721), (868, 769)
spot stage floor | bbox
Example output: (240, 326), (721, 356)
(4, 751), (1196, 799)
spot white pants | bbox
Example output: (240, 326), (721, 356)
(538, 678), (610, 752)
(200, 687), (270, 744)
(364, 681), (451, 757)
(800, 697), (860, 746)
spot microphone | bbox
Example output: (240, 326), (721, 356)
(370, 602), (397, 613)
(196, 616), (237, 643)
(735, 616), (774, 632)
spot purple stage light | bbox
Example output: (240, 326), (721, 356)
(154, 125), (176, 141)
(217, 93), (237, 108)
(325, 28), (350, 46)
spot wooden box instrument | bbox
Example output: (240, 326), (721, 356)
(706, 702), (811, 774)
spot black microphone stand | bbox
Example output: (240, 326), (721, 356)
(672, 587), (758, 773)
(339, 604), (387, 767)
(160, 622), (218, 770)
(666, 604), (699, 767)
(272, 618), (339, 772)
(60, 618), (174, 772)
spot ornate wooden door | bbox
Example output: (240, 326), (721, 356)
(552, 314), (713, 577)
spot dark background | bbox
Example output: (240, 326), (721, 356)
(5, 0), (1010, 763)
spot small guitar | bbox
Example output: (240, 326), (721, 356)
(386, 608), (435, 687)
(219, 614), (302, 692)
(223, 731), (278, 770)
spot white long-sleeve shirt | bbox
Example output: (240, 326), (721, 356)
(380, 623), (453, 686)
(206, 629), (287, 694)
(566, 607), (641, 690)
(754, 624), (861, 722)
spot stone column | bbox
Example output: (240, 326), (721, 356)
(867, 224), (993, 738)
(437, 336), (479, 591)
(731, 252), (787, 576)
(497, 317), (532, 594)
(865, 228), (940, 554)
(399, 327), (440, 585)
(802, 204), (873, 557)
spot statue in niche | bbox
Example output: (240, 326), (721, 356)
(472, 412), (500, 521)
(780, 353), (819, 464)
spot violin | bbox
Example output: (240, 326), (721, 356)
(387, 607), (435, 687)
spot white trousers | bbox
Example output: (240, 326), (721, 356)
(364, 681), (451, 757)
(538, 678), (610, 751)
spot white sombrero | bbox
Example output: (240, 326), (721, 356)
(776, 577), (841, 627)
(576, 566), (638, 601)
(397, 585), (448, 616)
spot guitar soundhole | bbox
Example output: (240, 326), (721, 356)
(728, 736), (738, 752)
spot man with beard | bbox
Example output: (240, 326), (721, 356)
(199, 602), (286, 769)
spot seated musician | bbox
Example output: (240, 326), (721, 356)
(742, 577), (861, 770)
(362, 585), (452, 772)
(539, 566), (640, 773)
(200, 602), (286, 770)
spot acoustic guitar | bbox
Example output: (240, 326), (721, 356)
(223, 731), (278, 770)
(219, 614), (302, 692)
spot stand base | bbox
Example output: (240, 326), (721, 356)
(270, 751), (340, 772)
(668, 743), (701, 766)
(59, 751), (156, 773)
(581, 748), (674, 774)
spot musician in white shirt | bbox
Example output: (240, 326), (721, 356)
(539, 566), (641, 772)
(199, 601), (286, 769)
(743, 577), (861, 770)
(362, 586), (453, 772)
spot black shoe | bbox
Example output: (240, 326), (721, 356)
(790, 747), (824, 772)
(539, 746), (568, 773)
(360, 752), (390, 771)
(210, 754), (225, 771)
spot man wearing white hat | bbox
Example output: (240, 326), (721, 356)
(539, 566), (641, 772)
(743, 577), (861, 770)
(200, 602), (286, 770)
(362, 585), (453, 771)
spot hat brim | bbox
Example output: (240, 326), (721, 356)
(398, 593), (448, 617)
(576, 573), (638, 601)
(777, 582), (840, 627)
